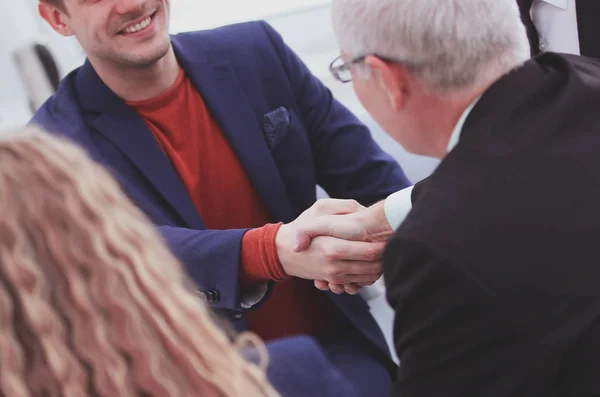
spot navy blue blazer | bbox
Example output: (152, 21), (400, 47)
(31, 21), (409, 367)
(260, 336), (360, 397)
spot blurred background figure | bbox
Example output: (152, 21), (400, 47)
(517, 0), (600, 58)
(0, 126), (357, 397)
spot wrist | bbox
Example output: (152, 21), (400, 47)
(275, 223), (294, 277)
(241, 223), (289, 283)
(362, 201), (394, 241)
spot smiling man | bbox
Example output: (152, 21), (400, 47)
(32, 0), (411, 395)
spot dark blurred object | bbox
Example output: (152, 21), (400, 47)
(517, 0), (600, 58)
(13, 42), (60, 112)
(34, 43), (60, 91)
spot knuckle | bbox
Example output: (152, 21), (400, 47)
(347, 199), (361, 210)
(364, 247), (380, 262)
(369, 258), (382, 270)
(323, 265), (339, 278)
(324, 246), (341, 260)
(313, 199), (329, 213)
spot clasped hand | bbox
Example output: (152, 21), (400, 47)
(275, 199), (393, 295)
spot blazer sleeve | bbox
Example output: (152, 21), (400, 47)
(383, 236), (523, 396)
(263, 336), (360, 397)
(31, 87), (269, 315)
(258, 21), (411, 206)
(158, 226), (268, 312)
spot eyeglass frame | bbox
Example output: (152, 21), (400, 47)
(329, 54), (399, 83)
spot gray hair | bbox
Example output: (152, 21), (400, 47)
(332, 0), (531, 94)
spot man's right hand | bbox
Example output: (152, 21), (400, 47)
(289, 200), (395, 294)
(275, 199), (385, 286)
(294, 200), (394, 252)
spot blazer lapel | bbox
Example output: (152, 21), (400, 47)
(173, 40), (295, 223)
(75, 60), (205, 229)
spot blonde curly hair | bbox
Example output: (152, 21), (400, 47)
(0, 126), (279, 397)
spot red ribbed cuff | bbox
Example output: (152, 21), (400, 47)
(240, 223), (289, 285)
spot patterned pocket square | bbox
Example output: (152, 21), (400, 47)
(263, 106), (292, 149)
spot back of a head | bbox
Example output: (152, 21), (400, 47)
(0, 127), (278, 397)
(332, 0), (531, 94)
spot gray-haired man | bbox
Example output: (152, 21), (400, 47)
(298, 0), (600, 395)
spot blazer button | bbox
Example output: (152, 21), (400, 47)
(206, 290), (220, 304)
(195, 290), (208, 302)
(232, 312), (243, 320)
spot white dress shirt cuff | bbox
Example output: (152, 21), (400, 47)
(384, 186), (414, 231)
(240, 282), (269, 309)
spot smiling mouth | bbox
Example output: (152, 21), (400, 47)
(120, 11), (157, 35)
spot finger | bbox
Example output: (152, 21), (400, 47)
(314, 280), (330, 290)
(296, 217), (369, 253)
(324, 240), (386, 262)
(329, 283), (345, 294)
(344, 283), (361, 295)
(327, 272), (382, 285)
(343, 260), (382, 275)
(294, 231), (313, 252)
(310, 199), (365, 217)
(324, 260), (381, 281)
(295, 217), (345, 252)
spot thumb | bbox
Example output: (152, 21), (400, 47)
(310, 199), (365, 217)
(294, 230), (312, 252)
(293, 218), (333, 252)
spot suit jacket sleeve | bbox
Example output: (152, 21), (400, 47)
(157, 225), (265, 312)
(259, 22), (410, 205)
(383, 235), (516, 396)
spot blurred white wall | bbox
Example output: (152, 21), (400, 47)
(0, 0), (84, 129)
(0, 0), (42, 129)
(169, 0), (329, 32)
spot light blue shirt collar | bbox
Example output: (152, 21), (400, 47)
(446, 96), (481, 153)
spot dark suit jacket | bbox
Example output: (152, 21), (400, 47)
(518, 0), (600, 58)
(384, 53), (600, 396)
(31, 21), (408, 377)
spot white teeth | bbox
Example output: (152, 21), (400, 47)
(124, 16), (152, 34)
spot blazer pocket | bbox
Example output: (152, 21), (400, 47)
(263, 106), (293, 150)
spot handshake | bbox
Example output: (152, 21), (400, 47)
(275, 198), (394, 295)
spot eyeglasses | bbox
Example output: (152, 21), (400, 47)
(329, 54), (398, 83)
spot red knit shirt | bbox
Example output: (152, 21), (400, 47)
(127, 69), (333, 341)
